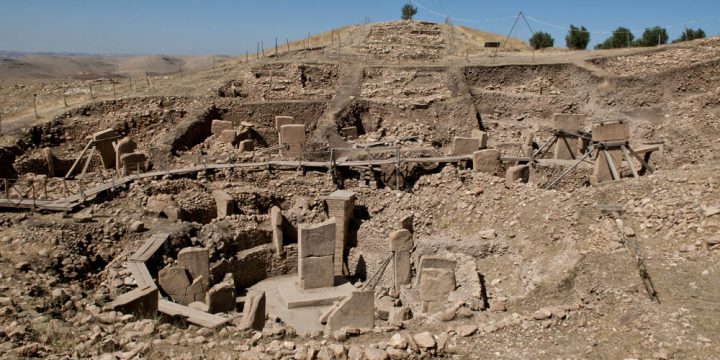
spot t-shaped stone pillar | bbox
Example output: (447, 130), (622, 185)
(298, 219), (337, 289)
(591, 121), (630, 183)
(552, 114), (586, 160)
(92, 129), (118, 169)
(323, 190), (356, 276)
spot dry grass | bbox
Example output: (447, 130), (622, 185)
(455, 25), (530, 53)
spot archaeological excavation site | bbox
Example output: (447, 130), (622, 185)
(1, 20), (720, 359)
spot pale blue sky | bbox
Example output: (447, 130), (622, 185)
(1, 0), (718, 55)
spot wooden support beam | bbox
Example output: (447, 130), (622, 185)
(65, 140), (93, 179)
(620, 145), (640, 179)
(627, 146), (655, 173)
(603, 149), (621, 181)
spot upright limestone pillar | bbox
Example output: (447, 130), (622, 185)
(323, 190), (356, 276)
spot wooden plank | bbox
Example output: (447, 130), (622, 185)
(627, 146), (655, 173)
(107, 285), (158, 313)
(158, 299), (230, 328)
(129, 233), (170, 263)
(65, 140), (93, 178)
(126, 261), (156, 289)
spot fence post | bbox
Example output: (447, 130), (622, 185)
(179, 63), (183, 77)
(4, 179), (8, 198)
(275, 36), (278, 57)
(212, 55), (216, 69)
(261, 41), (265, 57)
(145, 73), (151, 87)
(112, 79), (116, 97)
(129, 77), (133, 92)
(62, 86), (68, 107)
(257, 42), (260, 59)
(33, 94), (39, 118)
(89, 83), (94, 99)
(286, 38), (290, 54)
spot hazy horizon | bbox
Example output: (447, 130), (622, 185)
(1, 0), (719, 55)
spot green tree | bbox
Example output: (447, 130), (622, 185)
(673, 28), (706, 43)
(634, 26), (669, 47)
(401, 3), (417, 20)
(565, 25), (590, 50)
(596, 27), (634, 49)
(529, 31), (554, 50)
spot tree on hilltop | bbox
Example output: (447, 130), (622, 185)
(401, 3), (417, 20)
(565, 25), (590, 50)
(529, 31), (555, 49)
(596, 27), (634, 49)
(634, 26), (668, 47)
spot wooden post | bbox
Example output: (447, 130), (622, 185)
(246, 51), (249, 62)
(111, 79), (116, 96)
(395, 147), (400, 190)
(129, 77), (133, 92)
(261, 41), (265, 57)
(33, 94), (39, 118)
(89, 83), (94, 99)
(4, 179), (8, 198)
(212, 55), (216, 69)
(31, 180), (35, 210)
(257, 42), (260, 59)
(179, 63), (183, 77)
(62, 86), (68, 107)
(286, 38), (290, 54)
(145, 73), (151, 87)
(275, 37), (278, 57)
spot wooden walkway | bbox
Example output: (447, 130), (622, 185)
(1, 154), (475, 212)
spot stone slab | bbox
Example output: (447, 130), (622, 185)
(299, 255), (335, 290)
(592, 121), (630, 142)
(278, 279), (356, 309)
(239, 140), (255, 152)
(220, 129), (238, 145)
(470, 130), (489, 149)
(239, 290), (266, 331)
(178, 247), (210, 290)
(212, 190), (235, 218)
(211, 120), (233, 135)
(452, 137), (479, 155)
(505, 164), (530, 187)
(326, 291), (374, 333)
(472, 149), (500, 173)
(206, 282), (236, 314)
(275, 116), (295, 132)
(419, 268), (456, 302)
(553, 114), (586, 131)
(298, 219), (336, 258)
(279, 124), (306, 157)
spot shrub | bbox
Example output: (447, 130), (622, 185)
(596, 27), (634, 49)
(529, 31), (555, 50)
(673, 28), (706, 43)
(565, 25), (590, 50)
(401, 3), (417, 21)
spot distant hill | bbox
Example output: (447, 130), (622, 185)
(0, 51), (233, 81)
